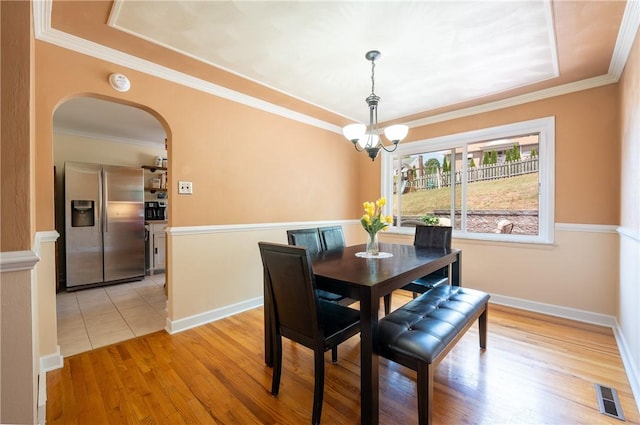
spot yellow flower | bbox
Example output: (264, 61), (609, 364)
(360, 198), (392, 235)
(366, 204), (375, 217)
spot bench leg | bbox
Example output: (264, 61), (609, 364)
(417, 362), (433, 425)
(479, 304), (488, 349)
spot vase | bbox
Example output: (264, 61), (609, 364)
(366, 232), (379, 256)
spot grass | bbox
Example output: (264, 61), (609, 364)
(398, 173), (539, 215)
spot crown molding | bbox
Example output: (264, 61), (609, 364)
(33, 0), (639, 133)
(609, 0), (640, 78)
(404, 74), (618, 129)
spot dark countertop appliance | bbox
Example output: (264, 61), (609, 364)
(145, 201), (167, 221)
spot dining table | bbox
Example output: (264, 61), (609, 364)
(263, 242), (462, 425)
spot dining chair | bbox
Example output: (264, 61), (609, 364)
(383, 225), (452, 315)
(287, 228), (355, 306)
(258, 242), (361, 425)
(318, 225), (346, 251)
(286, 228), (323, 255)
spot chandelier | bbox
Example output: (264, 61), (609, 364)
(342, 50), (408, 161)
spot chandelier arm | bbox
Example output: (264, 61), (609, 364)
(380, 143), (400, 153)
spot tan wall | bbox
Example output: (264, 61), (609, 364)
(35, 43), (361, 232)
(408, 84), (620, 225)
(618, 28), (640, 397)
(1, 1), (33, 252)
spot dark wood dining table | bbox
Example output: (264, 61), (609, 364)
(263, 242), (462, 425)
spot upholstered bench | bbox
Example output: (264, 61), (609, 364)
(377, 285), (490, 425)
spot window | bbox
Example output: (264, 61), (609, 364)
(381, 117), (554, 244)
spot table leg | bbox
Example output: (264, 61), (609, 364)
(359, 289), (379, 424)
(451, 251), (462, 286)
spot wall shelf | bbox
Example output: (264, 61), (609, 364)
(142, 165), (167, 173)
(145, 187), (168, 193)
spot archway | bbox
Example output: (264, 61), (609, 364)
(52, 95), (171, 356)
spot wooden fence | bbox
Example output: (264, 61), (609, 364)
(399, 158), (538, 192)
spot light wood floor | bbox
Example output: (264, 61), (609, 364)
(46, 291), (639, 424)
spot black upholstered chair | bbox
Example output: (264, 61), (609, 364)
(383, 225), (453, 315)
(287, 228), (354, 306)
(286, 228), (323, 255)
(258, 242), (361, 425)
(318, 226), (346, 251)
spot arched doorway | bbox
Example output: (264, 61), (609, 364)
(52, 95), (170, 356)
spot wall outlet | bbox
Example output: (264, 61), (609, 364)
(178, 181), (193, 194)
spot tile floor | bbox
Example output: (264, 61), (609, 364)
(56, 273), (167, 357)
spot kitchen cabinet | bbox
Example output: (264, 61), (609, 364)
(146, 222), (167, 275)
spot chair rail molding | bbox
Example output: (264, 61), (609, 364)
(0, 250), (39, 272)
(166, 219), (360, 236)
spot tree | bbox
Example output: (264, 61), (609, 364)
(424, 158), (440, 174)
(469, 157), (476, 168)
(482, 151), (489, 165)
(511, 144), (521, 161)
(491, 150), (498, 164)
(530, 148), (537, 158)
(442, 156), (450, 173)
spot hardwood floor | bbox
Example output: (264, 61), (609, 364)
(46, 291), (639, 424)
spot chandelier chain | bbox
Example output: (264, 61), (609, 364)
(370, 59), (376, 95)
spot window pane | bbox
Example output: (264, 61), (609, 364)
(394, 151), (453, 227)
(465, 135), (539, 235)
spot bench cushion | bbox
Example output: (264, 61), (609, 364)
(378, 285), (490, 365)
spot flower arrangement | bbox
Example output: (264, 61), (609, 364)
(361, 197), (393, 255)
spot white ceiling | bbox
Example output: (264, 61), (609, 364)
(109, 0), (558, 123)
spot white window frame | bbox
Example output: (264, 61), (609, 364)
(381, 116), (555, 244)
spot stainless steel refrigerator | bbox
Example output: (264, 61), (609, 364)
(65, 161), (145, 290)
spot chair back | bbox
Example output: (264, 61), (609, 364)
(259, 242), (321, 346)
(286, 228), (322, 255)
(318, 226), (346, 251)
(414, 225), (452, 249)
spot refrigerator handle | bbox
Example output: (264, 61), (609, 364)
(101, 168), (108, 233)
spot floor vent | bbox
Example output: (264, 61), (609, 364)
(595, 383), (625, 421)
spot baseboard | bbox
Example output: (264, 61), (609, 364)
(489, 293), (617, 327)
(166, 296), (263, 334)
(611, 320), (640, 415)
(40, 345), (63, 372)
(38, 368), (47, 425)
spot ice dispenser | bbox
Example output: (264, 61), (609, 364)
(71, 200), (95, 227)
